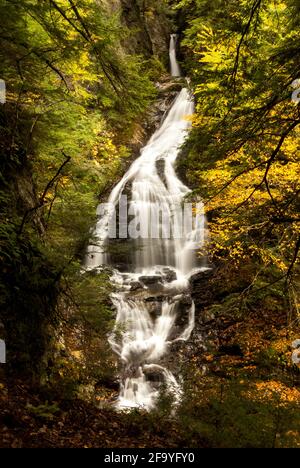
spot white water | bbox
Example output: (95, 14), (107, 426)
(170, 34), (181, 77)
(85, 36), (207, 410)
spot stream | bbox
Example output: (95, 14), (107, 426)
(85, 34), (207, 410)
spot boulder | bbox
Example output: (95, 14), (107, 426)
(161, 267), (177, 283)
(139, 275), (163, 286)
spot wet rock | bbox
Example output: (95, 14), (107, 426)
(190, 268), (214, 285)
(144, 88), (180, 135)
(190, 267), (215, 308)
(122, 181), (134, 199)
(161, 267), (177, 283)
(139, 275), (162, 286)
(144, 296), (164, 318)
(112, 263), (130, 273)
(168, 340), (183, 355)
(144, 295), (165, 303)
(174, 294), (193, 327)
(155, 159), (166, 183)
(178, 294), (193, 307)
(143, 369), (163, 383)
(167, 325), (183, 341)
(95, 378), (119, 391)
(129, 282), (143, 292)
(157, 80), (184, 95)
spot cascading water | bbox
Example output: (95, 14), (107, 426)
(85, 36), (207, 410)
(170, 34), (181, 77)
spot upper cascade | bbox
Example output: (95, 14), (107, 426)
(169, 34), (182, 77)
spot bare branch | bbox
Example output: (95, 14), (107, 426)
(210, 120), (300, 213)
(230, 0), (262, 94)
(287, 236), (300, 280)
(18, 152), (71, 236)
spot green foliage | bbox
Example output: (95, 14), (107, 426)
(26, 402), (60, 421)
(174, 0), (300, 308)
(0, 0), (162, 379)
(178, 378), (300, 448)
(0, 233), (60, 375)
(169, 1), (300, 447)
(256, 347), (289, 370)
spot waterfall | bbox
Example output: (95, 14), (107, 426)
(85, 36), (207, 410)
(170, 34), (181, 77)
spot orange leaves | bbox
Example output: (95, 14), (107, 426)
(253, 380), (300, 405)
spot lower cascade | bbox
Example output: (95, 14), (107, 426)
(85, 35), (207, 410)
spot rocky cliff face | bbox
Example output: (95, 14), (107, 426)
(106, 0), (171, 62)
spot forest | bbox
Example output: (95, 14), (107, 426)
(0, 0), (299, 449)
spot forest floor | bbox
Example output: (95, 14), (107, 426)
(0, 376), (203, 448)
(1, 293), (299, 448)
(1, 371), (299, 448)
